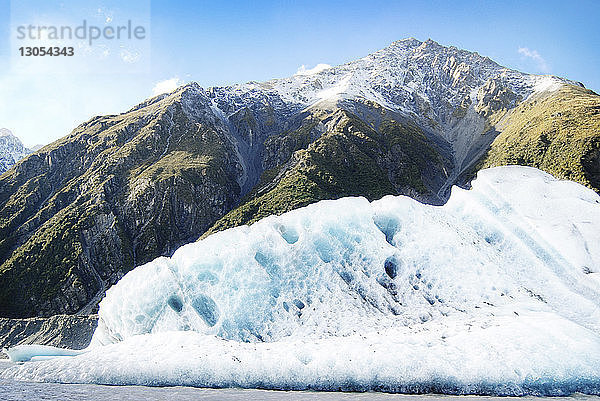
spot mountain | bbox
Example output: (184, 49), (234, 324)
(0, 129), (31, 175)
(0, 38), (598, 318)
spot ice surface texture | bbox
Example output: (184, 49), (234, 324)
(3, 166), (600, 395)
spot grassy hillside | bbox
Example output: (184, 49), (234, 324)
(477, 85), (600, 192)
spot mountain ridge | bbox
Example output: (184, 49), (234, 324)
(140, 37), (577, 197)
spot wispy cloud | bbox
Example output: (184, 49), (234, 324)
(152, 77), (183, 96)
(295, 63), (331, 76)
(518, 47), (549, 73)
(120, 49), (141, 64)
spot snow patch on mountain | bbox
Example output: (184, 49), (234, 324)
(533, 75), (565, 93)
(316, 72), (352, 102)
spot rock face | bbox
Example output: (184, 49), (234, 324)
(204, 107), (449, 236)
(0, 129), (30, 175)
(0, 38), (597, 318)
(0, 315), (97, 351)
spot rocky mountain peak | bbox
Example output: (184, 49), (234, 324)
(0, 129), (30, 175)
(0, 128), (13, 137)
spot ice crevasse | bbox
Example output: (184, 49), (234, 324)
(3, 166), (600, 395)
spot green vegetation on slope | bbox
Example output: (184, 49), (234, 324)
(477, 85), (600, 193)
(204, 110), (444, 236)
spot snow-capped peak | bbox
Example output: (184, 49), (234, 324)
(0, 128), (15, 137)
(121, 38), (576, 198)
(0, 129), (31, 175)
(264, 38), (571, 122)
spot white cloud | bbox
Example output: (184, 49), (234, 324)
(295, 63), (331, 76)
(120, 49), (141, 64)
(518, 47), (549, 73)
(152, 78), (183, 96)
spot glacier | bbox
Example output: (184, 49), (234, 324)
(3, 166), (600, 395)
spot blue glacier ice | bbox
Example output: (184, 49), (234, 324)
(3, 166), (600, 396)
(2, 345), (86, 362)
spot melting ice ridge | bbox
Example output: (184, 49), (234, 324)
(3, 166), (600, 395)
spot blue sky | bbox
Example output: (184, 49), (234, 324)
(0, 0), (598, 147)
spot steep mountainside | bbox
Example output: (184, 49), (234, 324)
(205, 107), (447, 235)
(475, 85), (600, 191)
(0, 38), (596, 318)
(0, 89), (243, 317)
(0, 129), (30, 175)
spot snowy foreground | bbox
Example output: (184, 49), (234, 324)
(3, 166), (600, 395)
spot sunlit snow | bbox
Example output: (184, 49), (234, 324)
(3, 166), (600, 395)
